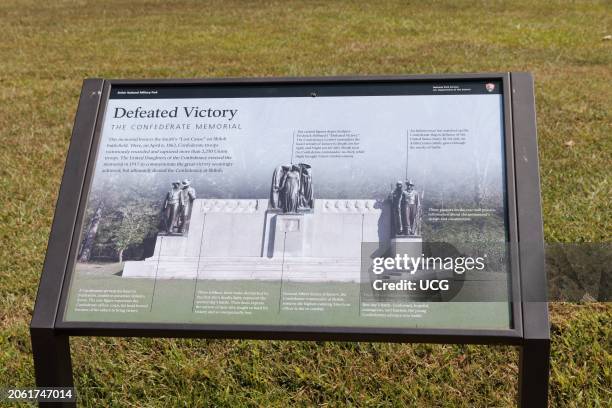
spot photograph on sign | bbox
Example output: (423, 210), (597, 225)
(63, 81), (512, 330)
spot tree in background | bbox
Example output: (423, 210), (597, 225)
(110, 198), (158, 263)
(78, 202), (103, 262)
(77, 179), (161, 263)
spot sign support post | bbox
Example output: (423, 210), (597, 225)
(512, 72), (550, 407)
(519, 337), (551, 407)
(30, 329), (75, 408)
(30, 78), (103, 407)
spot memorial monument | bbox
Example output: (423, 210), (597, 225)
(387, 179), (423, 260)
(122, 163), (394, 281)
(269, 163), (314, 212)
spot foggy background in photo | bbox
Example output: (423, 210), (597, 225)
(89, 94), (507, 208)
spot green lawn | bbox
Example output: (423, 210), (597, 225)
(0, 0), (610, 406)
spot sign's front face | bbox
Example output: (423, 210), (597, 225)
(60, 78), (517, 333)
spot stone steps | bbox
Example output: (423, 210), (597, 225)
(123, 257), (362, 281)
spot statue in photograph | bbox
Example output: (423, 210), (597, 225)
(163, 181), (182, 234)
(403, 180), (421, 236)
(389, 181), (407, 236)
(280, 164), (302, 213)
(178, 179), (196, 233)
(270, 163), (314, 212)
(269, 165), (285, 209)
(299, 163), (313, 209)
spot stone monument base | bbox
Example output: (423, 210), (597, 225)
(390, 235), (423, 260)
(122, 256), (361, 282)
(122, 198), (391, 282)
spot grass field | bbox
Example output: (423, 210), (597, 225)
(0, 0), (610, 406)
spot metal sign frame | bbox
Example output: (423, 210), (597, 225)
(30, 73), (549, 407)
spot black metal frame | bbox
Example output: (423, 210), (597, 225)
(30, 73), (549, 407)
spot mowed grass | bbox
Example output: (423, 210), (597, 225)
(0, 0), (610, 406)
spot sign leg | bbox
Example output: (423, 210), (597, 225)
(30, 329), (75, 407)
(518, 338), (550, 407)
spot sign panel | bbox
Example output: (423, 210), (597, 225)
(60, 79), (515, 331)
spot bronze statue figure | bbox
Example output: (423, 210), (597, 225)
(270, 165), (284, 209)
(269, 163), (314, 213)
(299, 163), (313, 209)
(404, 180), (421, 235)
(388, 179), (422, 237)
(178, 179), (196, 233)
(389, 181), (407, 236)
(280, 164), (301, 213)
(163, 181), (182, 234)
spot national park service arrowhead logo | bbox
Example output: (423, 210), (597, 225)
(485, 83), (496, 92)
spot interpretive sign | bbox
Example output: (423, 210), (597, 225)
(31, 74), (550, 407)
